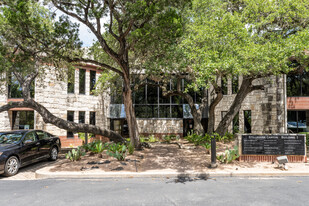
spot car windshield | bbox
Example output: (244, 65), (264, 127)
(0, 133), (24, 144)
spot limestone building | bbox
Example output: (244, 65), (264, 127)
(1, 64), (305, 147)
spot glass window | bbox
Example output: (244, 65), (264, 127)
(171, 105), (183, 118)
(79, 111), (85, 124)
(287, 71), (309, 97)
(134, 78), (146, 104)
(232, 76), (239, 94)
(67, 68), (75, 94)
(79, 69), (86, 94)
(233, 112), (239, 134)
(90, 112), (96, 125)
(90, 70), (96, 95)
(146, 79), (158, 104)
(159, 105), (170, 118)
(244, 110), (251, 133)
(8, 74), (34, 98)
(135, 106), (150, 118)
(287, 110), (307, 133)
(67, 111), (74, 138)
(23, 131), (36, 143)
(18, 111), (34, 129)
(36, 131), (49, 140)
(221, 76), (228, 95)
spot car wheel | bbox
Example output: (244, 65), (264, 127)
(49, 147), (58, 161)
(4, 156), (19, 177)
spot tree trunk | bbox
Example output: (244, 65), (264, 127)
(0, 99), (124, 142)
(207, 91), (223, 134)
(122, 73), (140, 149)
(215, 77), (264, 136)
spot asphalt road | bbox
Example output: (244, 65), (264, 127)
(0, 176), (308, 206)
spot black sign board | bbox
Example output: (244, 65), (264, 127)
(242, 135), (306, 155)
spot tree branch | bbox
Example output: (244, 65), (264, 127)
(1, 100), (124, 142)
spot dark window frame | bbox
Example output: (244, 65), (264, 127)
(90, 112), (96, 125)
(79, 68), (86, 95)
(67, 111), (74, 138)
(90, 70), (96, 95)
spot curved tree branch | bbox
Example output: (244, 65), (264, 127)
(1, 100), (124, 143)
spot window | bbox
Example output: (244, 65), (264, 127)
(23, 131), (36, 143)
(90, 70), (96, 95)
(36, 131), (49, 140)
(244, 110), (251, 133)
(221, 76), (228, 95)
(18, 111), (34, 129)
(232, 76), (239, 94)
(287, 71), (309, 96)
(8, 74), (34, 98)
(67, 111), (74, 138)
(233, 112), (239, 134)
(79, 111), (85, 124)
(90, 112), (96, 125)
(79, 69), (86, 94)
(67, 68), (75, 94)
(287, 111), (307, 133)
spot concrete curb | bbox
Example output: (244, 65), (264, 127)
(35, 167), (309, 179)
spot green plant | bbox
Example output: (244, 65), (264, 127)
(94, 142), (106, 154)
(127, 143), (134, 155)
(106, 143), (127, 161)
(148, 135), (158, 143)
(82, 140), (103, 153)
(201, 142), (211, 150)
(66, 147), (85, 161)
(163, 135), (171, 143)
(217, 146), (239, 164)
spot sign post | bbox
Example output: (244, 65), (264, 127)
(210, 134), (217, 168)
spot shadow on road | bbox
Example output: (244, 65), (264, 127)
(166, 173), (210, 184)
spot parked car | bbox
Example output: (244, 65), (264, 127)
(0, 130), (61, 176)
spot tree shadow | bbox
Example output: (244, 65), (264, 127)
(166, 173), (210, 184)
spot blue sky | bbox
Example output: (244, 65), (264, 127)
(54, 10), (97, 47)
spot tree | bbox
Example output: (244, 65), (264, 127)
(45, 0), (190, 148)
(144, 0), (309, 136)
(0, 0), (124, 142)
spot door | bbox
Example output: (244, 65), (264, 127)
(19, 131), (40, 165)
(35, 130), (51, 157)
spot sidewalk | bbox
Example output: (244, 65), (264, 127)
(35, 160), (309, 179)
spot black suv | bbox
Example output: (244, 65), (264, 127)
(0, 130), (61, 176)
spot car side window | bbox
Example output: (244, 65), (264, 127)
(23, 132), (37, 143)
(36, 131), (49, 140)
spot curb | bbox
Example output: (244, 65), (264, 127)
(35, 167), (309, 179)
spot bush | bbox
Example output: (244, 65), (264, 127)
(217, 146), (239, 164)
(127, 143), (134, 155)
(66, 147), (85, 161)
(106, 143), (127, 161)
(82, 140), (103, 153)
(185, 131), (235, 146)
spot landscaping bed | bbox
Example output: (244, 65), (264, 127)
(50, 140), (236, 173)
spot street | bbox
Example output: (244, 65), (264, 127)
(0, 176), (308, 206)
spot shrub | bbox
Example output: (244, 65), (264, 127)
(217, 146), (239, 164)
(66, 147), (85, 161)
(148, 135), (158, 143)
(127, 143), (134, 155)
(82, 140), (102, 153)
(106, 143), (127, 161)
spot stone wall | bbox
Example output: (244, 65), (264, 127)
(34, 67), (109, 147)
(214, 75), (286, 134)
(137, 119), (183, 137)
(0, 83), (10, 131)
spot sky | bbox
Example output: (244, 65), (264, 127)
(54, 9), (98, 47)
